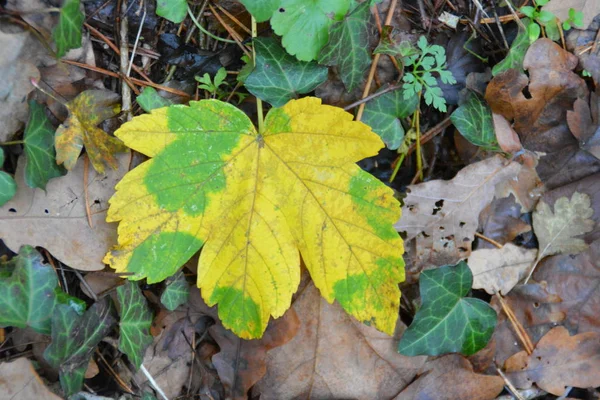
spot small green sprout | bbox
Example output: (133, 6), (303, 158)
(520, 0), (584, 43)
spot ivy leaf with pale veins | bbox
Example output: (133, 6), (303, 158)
(533, 191), (595, 262)
(52, 0), (84, 58)
(23, 101), (65, 189)
(117, 281), (153, 369)
(492, 22), (530, 76)
(55, 89), (126, 173)
(105, 97), (404, 339)
(361, 86), (419, 149)
(156, 0), (187, 23)
(0, 149), (16, 206)
(318, 2), (373, 92)
(450, 90), (499, 149)
(137, 87), (173, 113)
(399, 261), (497, 356)
(161, 270), (190, 311)
(240, 0), (280, 22)
(270, 0), (351, 61)
(245, 38), (328, 107)
(44, 298), (117, 397)
(0, 246), (58, 334)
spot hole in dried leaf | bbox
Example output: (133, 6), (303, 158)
(459, 221), (466, 227)
(432, 200), (444, 215)
(8, 208), (16, 213)
(522, 86), (532, 99)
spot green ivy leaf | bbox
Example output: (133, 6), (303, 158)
(0, 149), (16, 207)
(240, 0), (280, 22)
(318, 2), (372, 92)
(0, 246), (58, 334)
(450, 90), (499, 150)
(160, 270), (190, 311)
(361, 87), (419, 149)
(137, 87), (174, 113)
(23, 101), (65, 189)
(156, 0), (188, 23)
(270, 0), (350, 61)
(245, 37), (328, 106)
(52, 0), (84, 58)
(492, 22), (530, 76)
(44, 298), (117, 397)
(398, 261), (497, 356)
(117, 281), (153, 369)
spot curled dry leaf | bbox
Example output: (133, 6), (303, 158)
(504, 326), (600, 396)
(396, 156), (528, 269)
(254, 282), (424, 400)
(0, 153), (130, 271)
(492, 112), (522, 153)
(485, 39), (599, 188)
(468, 243), (537, 295)
(478, 195), (532, 249)
(395, 354), (504, 400)
(0, 357), (61, 400)
(567, 94), (600, 160)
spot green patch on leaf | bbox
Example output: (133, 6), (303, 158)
(361, 87), (419, 149)
(0, 246), (58, 334)
(24, 101), (65, 189)
(156, 0), (188, 23)
(245, 38), (328, 107)
(318, 1), (372, 91)
(52, 0), (84, 58)
(117, 281), (153, 369)
(492, 23), (530, 76)
(44, 299), (117, 397)
(270, 0), (351, 61)
(161, 270), (190, 311)
(210, 286), (262, 338)
(137, 87), (173, 113)
(0, 148), (16, 207)
(450, 90), (498, 150)
(399, 261), (497, 356)
(240, 0), (280, 22)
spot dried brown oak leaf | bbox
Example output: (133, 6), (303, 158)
(396, 156), (531, 269)
(395, 354), (504, 400)
(485, 39), (599, 189)
(55, 89), (126, 173)
(254, 281), (423, 400)
(567, 91), (600, 160)
(504, 326), (600, 396)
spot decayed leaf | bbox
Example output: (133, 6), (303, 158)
(52, 0), (84, 58)
(451, 90), (498, 149)
(566, 15), (600, 85)
(137, 87), (174, 113)
(492, 112), (522, 153)
(0, 358), (61, 400)
(160, 270), (190, 311)
(468, 243), (537, 295)
(270, 0), (350, 61)
(492, 24), (529, 76)
(105, 97), (404, 339)
(23, 101), (65, 189)
(534, 240), (600, 336)
(399, 261), (497, 356)
(0, 246), (59, 334)
(44, 299), (117, 396)
(0, 154), (128, 271)
(117, 281), (153, 369)
(395, 354), (504, 400)
(505, 326), (600, 395)
(396, 155), (522, 267)
(478, 196), (532, 249)
(255, 281), (423, 399)
(362, 86), (419, 149)
(318, 2), (373, 92)
(567, 95), (600, 160)
(240, 0), (280, 22)
(533, 191), (594, 261)
(55, 89), (126, 173)
(0, 149), (16, 207)
(245, 38), (328, 107)
(156, 0), (187, 23)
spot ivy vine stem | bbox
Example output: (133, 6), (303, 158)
(251, 16), (264, 133)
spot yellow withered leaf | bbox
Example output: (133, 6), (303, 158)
(105, 97), (404, 338)
(55, 90), (126, 173)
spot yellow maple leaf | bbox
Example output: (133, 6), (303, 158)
(104, 97), (404, 338)
(55, 90), (126, 173)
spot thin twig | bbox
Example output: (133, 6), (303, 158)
(213, 2), (251, 34)
(208, 3), (251, 58)
(406, 116), (451, 155)
(141, 364), (169, 400)
(496, 366), (527, 400)
(251, 17), (264, 132)
(496, 293), (534, 354)
(343, 84), (402, 111)
(127, 0), (146, 76)
(187, 4), (236, 44)
(119, 0), (132, 121)
(96, 349), (135, 394)
(474, 232), (503, 248)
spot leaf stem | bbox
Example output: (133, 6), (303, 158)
(187, 5), (236, 44)
(414, 94), (423, 182)
(251, 16), (264, 133)
(0, 140), (24, 146)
